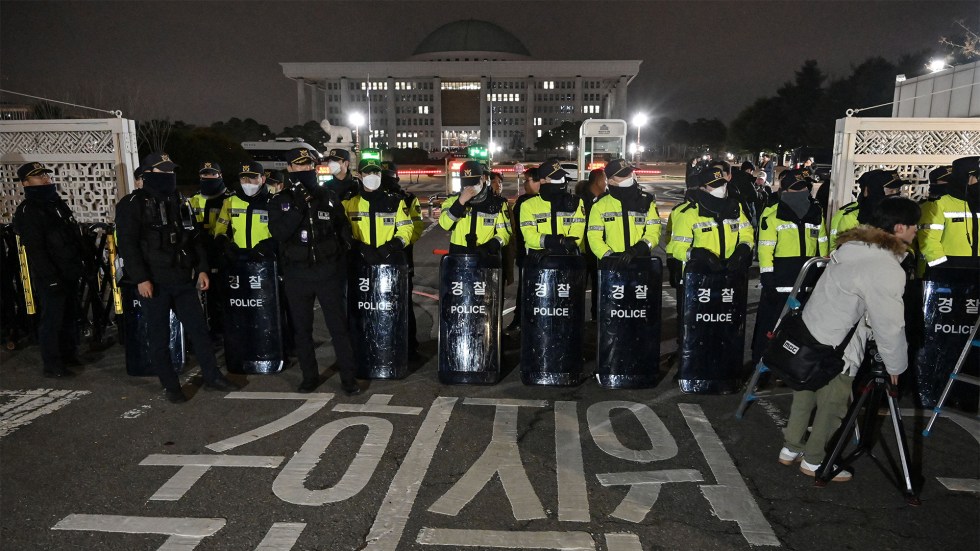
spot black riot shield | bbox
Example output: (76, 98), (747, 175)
(438, 254), (502, 384)
(596, 257), (663, 388)
(223, 257), (284, 374)
(520, 254), (587, 386)
(678, 269), (749, 394)
(915, 267), (980, 408)
(121, 285), (184, 377)
(348, 258), (410, 379)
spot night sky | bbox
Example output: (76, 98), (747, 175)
(2, 1), (976, 130)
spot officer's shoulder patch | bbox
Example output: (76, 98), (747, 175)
(281, 202), (291, 211)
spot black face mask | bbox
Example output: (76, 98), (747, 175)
(24, 184), (59, 202)
(142, 172), (177, 195)
(289, 170), (319, 192)
(780, 190), (811, 219)
(199, 178), (225, 196)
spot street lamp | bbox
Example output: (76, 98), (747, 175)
(632, 113), (648, 162)
(349, 112), (365, 151)
(565, 143), (573, 158)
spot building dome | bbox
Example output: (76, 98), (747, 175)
(411, 20), (531, 61)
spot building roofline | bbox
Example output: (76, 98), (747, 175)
(280, 60), (642, 81)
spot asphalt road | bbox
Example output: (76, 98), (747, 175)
(1, 186), (978, 551)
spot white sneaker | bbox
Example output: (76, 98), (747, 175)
(778, 447), (803, 465)
(800, 459), (852, 482)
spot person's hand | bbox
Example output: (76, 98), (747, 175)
(628, 242), (650, 257)
(560, 236), (579, 253)
(726, 243), (753, 272)
(459, 185), (478, 205)
(197, 272), (210, 291)
(479, 239), (501, 257)
(294, 184), (314, 204)
(138, 280), (154, 298)
(759, 271), (774, 288)
(381, 240), (403, 258)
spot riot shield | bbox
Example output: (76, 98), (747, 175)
(520, 254), (586, 386)
(223, 257), (284, 375)
(915, 267), (980, 408)
(596, 256), (663, 388)
(438, 254), (502, 384)
(678, 269), (748, 394)
(121, 285), (184, 377)
(348, 257), (410, 379)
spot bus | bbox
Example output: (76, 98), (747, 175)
(241, 138), (324, 171)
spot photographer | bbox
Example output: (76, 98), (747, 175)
(777, 197), (919, 481)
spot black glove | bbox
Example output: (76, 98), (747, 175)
(542, 234), (564, 251)
(628, 242), (651, 257)
(360, 243), (383, 264)
(526, 248), (548, 264)
(248, 239), (277, 262)
(293, 184), (314, 205)
(479, 239), (501, 257)
(613, 251), (634, 271)
(222, 238), (241, 264)
(560, 236), (579, 254)
(759, 271), (774, 288)
(687, 247), (724, 274)
(381, 240), (404, 259)
(726, 243), (753, 273)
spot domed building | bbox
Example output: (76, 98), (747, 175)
(281, 20), (640, 153)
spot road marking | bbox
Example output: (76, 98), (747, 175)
(206, 393), (334, 453)
(333, 394), (423, 416)
(140, 455), (284, 501)
(429, 398), (547, 520)
(596, 469), (703, 522)
(255, 522), (306, 550)
(0, 389), (90, 438)
(679, 403), (780, 547)
(756, 399), (788, 428)
(587, 401), (678, 462)
(604, 533), (643, 551)
(52, 514), (225, 550)
(121, 404), (152, 419)
(364, 396), (458, 551)
(416, 528), (595, 550)
(937, 478), (980, 493)
(555, 401), (589, 522)
(273, 416), (392, 506)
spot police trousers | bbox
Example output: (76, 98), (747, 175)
(143, 282), (222, 391)
(35, 278), (80, 372)
(283, 265), (357, 386)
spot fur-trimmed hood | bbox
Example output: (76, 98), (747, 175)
(835, 225), (907, 257)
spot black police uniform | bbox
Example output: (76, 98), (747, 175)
(268, 173), (359, 393)
(114, 167), (236, 398)
(12, 169), (86, 376)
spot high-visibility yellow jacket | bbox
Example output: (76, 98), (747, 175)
(829, 201), (860, 250)
(757, 200), (828, 290)
(403, 193), (424, 245)
(917, 193), (979, 266)
(344, 190), (415, 248)
(519, 191), (586, 251)
(586, 188), (662, 258)
(190, 192), (232, 236)
(668, 193), (754, 264)
(214, 192), (273, 250)
(438, 194), (511, 249)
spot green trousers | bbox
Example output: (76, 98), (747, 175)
(783, 372), (854, 465)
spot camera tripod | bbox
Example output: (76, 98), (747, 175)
(815, 340), (921, 505)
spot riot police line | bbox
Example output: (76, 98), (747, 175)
(5, 155), (977, 406)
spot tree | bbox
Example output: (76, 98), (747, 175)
(689, 118), (727, 151)
(278, 120), (330, 149)
(210, 117), (274, 144)
(137, 119), (174, 154)
(163, 126), (251, 189)
(534, 120), (582, 153)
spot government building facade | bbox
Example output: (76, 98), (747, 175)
(281, 20), (641, 154)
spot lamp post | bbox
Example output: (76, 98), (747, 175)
(632, 113), (648, 163)
(349, 112), (365, 152)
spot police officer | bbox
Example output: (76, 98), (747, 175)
(323, 148), (358, 200)
(519, 158), (585, 257)
(380, 161), (423, 355)
(190, 161), (233, 338)
(830, 169), (903, 250)
(668, 166), (755, 272)
(751, 169), (828, 366)
(268, 148), (361, 395)
(438, 160), (511, 254)
(505, 164), (540, 331)
(12, 162), (87, 377)
(215, 161), (277, 258)
(115, 153), (240, 403)
(265, 169), (286, 195)
(345, 158), (414, 264)
(918, 157), (979, 271)
(587, 159), (662, 268)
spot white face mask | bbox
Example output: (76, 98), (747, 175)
(707, 184), (727, 198)
(610, 176), (635, 187)
(328, 161), (342, 176)
(362, 174), (382, 191)
(240, 183), (262, 197)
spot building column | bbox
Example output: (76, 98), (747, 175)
(313, 84), (324, 122)
(321, 80), (330, 124)
(433, 77), (442, 151)
(480, 76), (489, 145)
(615, 76), (629, 120)
(525, 77), (536, 153)
(340, 77), (351, 127)
(296, 79), (307, 125)
(575, 76), (584, 120)
(386, 76), (397, 149)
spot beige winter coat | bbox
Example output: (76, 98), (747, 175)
(801, 225), (910, 376)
